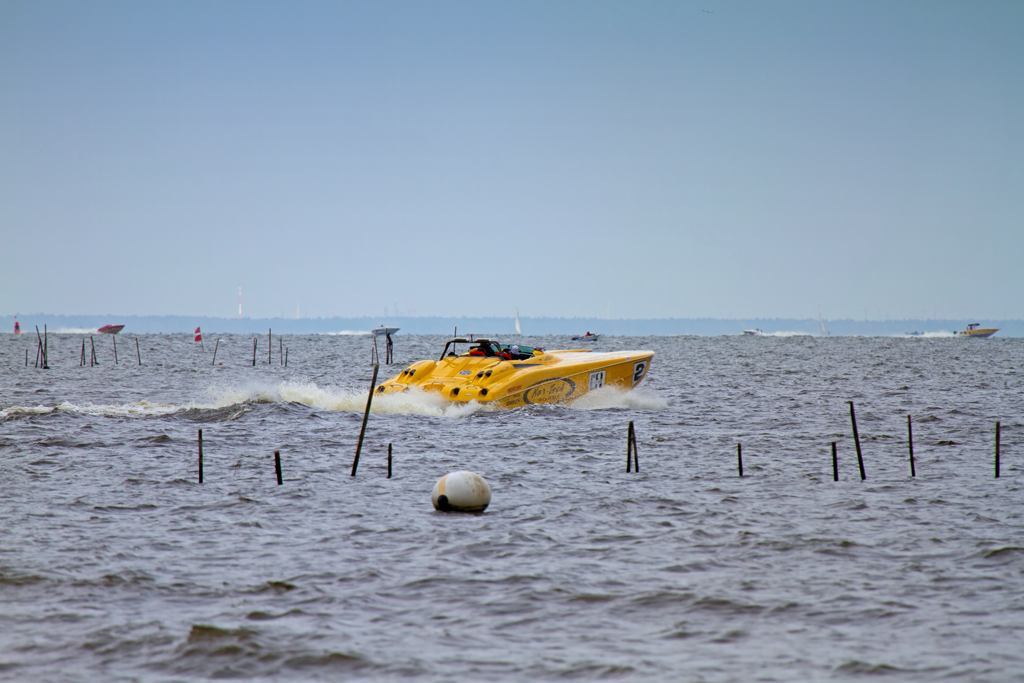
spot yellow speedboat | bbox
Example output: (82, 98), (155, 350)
(957, 323), (999, 338)
(377, 338), (654, 409)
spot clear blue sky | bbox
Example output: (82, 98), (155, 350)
(2, 0), (1021, 321)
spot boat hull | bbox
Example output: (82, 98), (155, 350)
(379, 348), (653, 409)
(957, 328), (998, 338)
(98, 325), (124, 334)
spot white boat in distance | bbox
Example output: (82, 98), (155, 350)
(742, 329), (765, 336)
(372, 326), (400, 336)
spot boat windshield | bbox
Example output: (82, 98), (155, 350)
(437, 338), (540, 361)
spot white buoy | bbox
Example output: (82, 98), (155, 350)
(431, 471), (491, 512)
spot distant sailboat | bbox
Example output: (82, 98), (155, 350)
(818, 310), (829, 336)
(515, 308), (522, 335)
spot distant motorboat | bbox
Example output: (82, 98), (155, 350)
(906, 331), (924, 336)
(956, 323), (998, 338)
(742, 329), (765, 336)
(372, 326), (399, 336)
(98, 325), (124, 334)
(572, 333), (600, 342)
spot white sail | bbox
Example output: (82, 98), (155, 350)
(515, 308), (522, 335)
(819, 309), (828, 336)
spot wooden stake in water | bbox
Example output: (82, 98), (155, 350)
(995, 421), (1001, 479)
(626, 422), (633, 472)
(112, 335), (118, 364)
(198, 429), (204, 484)
(387, 443), (392, 479)
(907, 414), (916, 478)
(351, 364), (380, 476)
(90, 336), (97, 366)
(274, 450), (283, 485)
(284, 348), (288, 367)
(832, 441), (838, 481)
(626, 421), (639, 473)
(80, 339), (86, 366)
(43, 325), (49, 369)
(268, 328), (272, 365)
(212, 339), (219, 365)
(737, 443), (743, 477)
(279, 337), (282, 366)
(252, 337), (257, 366)
(849, 401), (866, 481)
(136, 337), (142, 365)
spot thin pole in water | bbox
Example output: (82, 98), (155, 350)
(633, 424), (639, 473)
(849, 401), (866, 481)
(268, 328), (272, 365)
(212, 339), (219, 365)
(995, 421), (1001, 479)
(907, 414), (916, 478)
(387, 443), (392, 479)
(275, 450), (283, 485)
(252, 337), (257, 366)
(284, 348), (288, 367)
(113, 335), (118, 364)
(136, 337), (142, 365)
(90, 336), (97, 366)
(832, 441), (838, 481)
(279, 337), (282, 366)
(43, 325), (49, 369)
(351, 364), (380, 476)
(626, 421), (633, 473)
(80, 339), (85, 366)
(198, 429), (204, 484)
(737, 443), (743, 477)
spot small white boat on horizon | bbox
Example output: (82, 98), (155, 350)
(372, 326), (400, 336)
(742, 329), (765, 336)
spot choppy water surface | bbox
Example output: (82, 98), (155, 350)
(1, 333), (1022, 681)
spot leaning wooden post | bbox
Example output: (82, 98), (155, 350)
(212, 339), (219, 365)
(34, 326), (42, 368)
(626, 421), (634, 473)
(831, 441), (838, 481)
(387, 443), (392, 479)
(907, 414), (916, 477)
(252, 337), (257, 366)
(136, 337), (142, 365)
(737, 443), (743, 477)
(112, 335), (118, 364)
(626, 423), (634, 473)
(90, 336), (97, 366)
(198, 429), (204, 483)
(80, 338), (86, 366)
(351, 364), (380, 476)
(995, 421), (1001, 479)
(849, 401), (866, 480)
(284, 348), (288, 367)
(268, 328), (272, 365)
(274, 450), (283, 485)
(43, 325), (49, 369)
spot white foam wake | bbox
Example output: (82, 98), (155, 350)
(568, 386), (668, 411)
(203, 380), (490, 417)
(1, 380), (666, 421)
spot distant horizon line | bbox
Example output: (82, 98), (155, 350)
(3, 313), (1021, 323)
